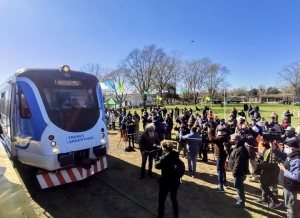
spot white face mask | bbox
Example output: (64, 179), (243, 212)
(284, 148), (293, 154)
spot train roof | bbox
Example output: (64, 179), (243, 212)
(15, 67), (89, 76)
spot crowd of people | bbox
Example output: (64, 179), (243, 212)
(106, 104), (300, 218)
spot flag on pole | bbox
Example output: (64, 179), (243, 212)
(118, 78), (124, 93)
(157, 95), (162, 101)
(143, 90), (148, 95)
(206, 96), (211, 101)
(179, 89), (185, 94)
(194, 88), (200, 93)
(125, 90), (132, 94)
(162, 90), (168, 93)
(104, 81), (116, 91)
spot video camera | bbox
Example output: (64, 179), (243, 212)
(262, 129), (281, 141)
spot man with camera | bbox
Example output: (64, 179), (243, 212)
(139, 123), (160, 179)
(155, 141), (181, 218)
(272, 140), (300, 218)
(227, 134), (250, 208)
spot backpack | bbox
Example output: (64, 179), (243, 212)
(171, 158), (185, 178)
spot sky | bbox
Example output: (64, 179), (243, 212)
(1, 0), (300, 90)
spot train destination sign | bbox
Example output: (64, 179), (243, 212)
(55, 80), (81, 86)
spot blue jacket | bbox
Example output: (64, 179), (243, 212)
(180, 132), (202, 155)
(274, 148), (300, 191)
(153, 120), (165, 142)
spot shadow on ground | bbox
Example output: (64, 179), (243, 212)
(13, 151), (291, 218)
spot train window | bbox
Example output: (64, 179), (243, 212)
(18, 87), (32, 118)
(43, 88), (97, 109)
(0, 92), (4, 98)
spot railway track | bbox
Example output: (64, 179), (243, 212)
(12, 158), (156, 218)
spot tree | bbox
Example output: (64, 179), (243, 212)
(122, 45), (164, 106)
(182, 58), (211, 104)
(278, 61), (300, 97)
(152, 50), (182, 99)
(258, 84), (266, 102)
(206, 63), (230, 103)
(104, 68), (132, 104)
(248, 88), (258, 96)
(266, 86), (280, 94)
(81, 63), (109, 82)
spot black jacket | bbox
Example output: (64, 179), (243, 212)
(228, 141), (250, 177)
(155, 150), (180, 182)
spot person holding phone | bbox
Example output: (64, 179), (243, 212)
(272, 140), (300, 218)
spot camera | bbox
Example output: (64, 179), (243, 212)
(262, 129), (281, 141)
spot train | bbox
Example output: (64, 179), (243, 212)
(0, 65), (109, 189)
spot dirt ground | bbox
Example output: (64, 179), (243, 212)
(13, 128), (299, 218)
(104, 128), (296, 218)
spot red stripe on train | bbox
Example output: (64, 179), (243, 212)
(43, 173), (55, 188)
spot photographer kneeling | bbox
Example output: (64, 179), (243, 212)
(155, 141), (182, 218)
(272, 140), (300, 218)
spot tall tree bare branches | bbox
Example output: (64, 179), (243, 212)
(81, 63), (110, 82)
(278, 61), (300, 97)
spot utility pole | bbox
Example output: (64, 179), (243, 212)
(250, 85), (252, 103)
(223, 89), (226, 121)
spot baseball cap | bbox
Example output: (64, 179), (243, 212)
(285, 126), (295, 131)
(285, 140), (299, 148)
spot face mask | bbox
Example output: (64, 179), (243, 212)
(284, 148), (293, 154)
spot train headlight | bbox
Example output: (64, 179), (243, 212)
(50, 141), (56, 147)
(48, 135), (55, 140)
(59, 65), (70, 72)
(101, 138), (106, 144)
(52, 147), (59, 153)
(101, 133), (105, 138)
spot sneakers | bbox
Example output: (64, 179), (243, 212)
(215, 188), (225, 192)
(269, 201), (282, 209)
(254, 198), (270, 204)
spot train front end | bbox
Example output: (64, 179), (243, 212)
(15, 66), (109, 189)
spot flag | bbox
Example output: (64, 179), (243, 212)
(194, 88), (200, 93)
(143, 90), (148, 95)
(118, 78), (124, 94)
(179, 89), (185, 94)
(162, 90), (168, 93)
(125, 90), (132, 94)
(104, 81), (116, 91)
(206, 96), (211, 101)
(157, 95), (162, 101)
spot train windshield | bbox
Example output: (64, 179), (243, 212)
(43, 88), (96, 110)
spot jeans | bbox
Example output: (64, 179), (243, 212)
(187, 153), (197, 174)
(234, 176), (246, 204)
(199, 142), (208, 162)
(158, 179), (180, 218)
(283, 188), (298, 218)
(216, 157), (227, 189)
(127, 134), (135, 147)
(261, 183), (279, 203)
(177, 142), (187, 157)
(141, 151), (155, 177)
(165, 130), (172, 140)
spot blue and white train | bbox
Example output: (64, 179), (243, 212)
(0, 65), (109, 188)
